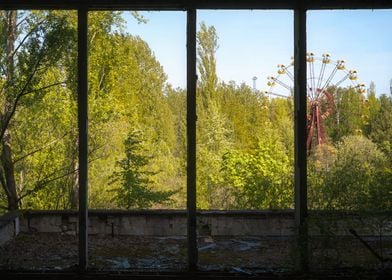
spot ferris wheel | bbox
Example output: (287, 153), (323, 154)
(264, 52), (366, 153)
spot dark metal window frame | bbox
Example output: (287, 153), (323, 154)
(1, 0), (392, 273)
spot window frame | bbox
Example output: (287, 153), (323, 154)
(1, 0), (391, 273)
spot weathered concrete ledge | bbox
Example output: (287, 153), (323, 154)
(11, 209), (392, 238)
(0, 211), (19, 245)
(18, 210), (295, 237)
(1, 210), (391, 243)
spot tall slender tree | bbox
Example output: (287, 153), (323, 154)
(197, 22), (218, 108)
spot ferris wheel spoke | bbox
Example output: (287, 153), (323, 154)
(285, 68), (295, 83)
(308, 60), (316, 99)
(319, 65), (338, 95)
(334, 73), (350, 88)
(311, 60), (317, 98)
(274, 78), (292, 91)
(316, 61), (327, 92)
(307, 84), (313, 100)
(266, 53), (364, 154)
(266, 91), (290, 98)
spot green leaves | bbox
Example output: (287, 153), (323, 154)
(197, 22), (219, 107)
(308, 136), (391, 210)
(220, 130), (294, 209)
(110, 130), (175, 209)
(2, 13), (392, 213)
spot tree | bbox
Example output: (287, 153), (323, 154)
(369, 94), (392, 160)
(218, 82), (271, 151)
(219, 128), (293, 209)
(86, 31), (181, 209)
(268, 96), (294, 159)
(197, 103), (233, 209)
(0, 11), (75, 210)
(165, 86), (187, 207)
(0, 10), (185, 211)
(308, 135), (390, 210)
(363, 82), (380, 137)
(110, 130), (175, 209)
(325, 87), (366, 142)
(0, 11), (131, 211)
(197, 22), (218, 108)
(195, 22), (233, 209)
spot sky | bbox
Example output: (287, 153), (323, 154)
(124, 10), (392, 96)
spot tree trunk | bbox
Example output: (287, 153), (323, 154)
(2, 131), (18, 210)
(0, 11), (19, 211)
(70, 159), (79, 209)
(69, 137), (79, 209)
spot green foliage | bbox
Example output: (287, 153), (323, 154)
(218, 82), (271, 151)
(325, 87), (367, 142)
(363, 82), (381, 136)
(110, 130), (175, 209)
(0, 10), (78, 210)
(197, 22), (218, 107)
(196, 102), (233, 209)
(369, 94), (392, 159)
(1, 12), (392, 213)
(86, 28), (182, 209)
(219, 129), (293, 209)
(309, 135), (391, 210)
(268, 96), (294, 160)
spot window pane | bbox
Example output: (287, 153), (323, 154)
(196, 10), (294, 272)
(87, 11), (187, 271)
(0, 10), (78, 270)
(307, 10), (392, 271)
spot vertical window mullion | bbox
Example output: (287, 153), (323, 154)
(78, 6), (89, 272)
(294, 4), (308, 271)
(186, 8), (198, 272)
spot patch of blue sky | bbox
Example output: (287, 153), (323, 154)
(124, 9), (392, 95)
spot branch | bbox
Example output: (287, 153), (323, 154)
(0, 64), (6, 77)
(15, 16), (27, 29)
(89, 30), (97, 46)
(18, 167), (78, 201)
(98, 68), (106, 90)
(17, 149), (108, 202)
(0, 47), (45, 140)
(89, 142), (106, 156)
(12, 19), (47, 61)
(29, 137), (62, 190)
(15, 49), (45, 97)
(0, 16), (46, 96)
(13, 132), (69, 164)
(19, 80), (66, 97)
(88, 153), (107, 164)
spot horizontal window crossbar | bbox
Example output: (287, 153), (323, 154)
(1, 0), (392, 10)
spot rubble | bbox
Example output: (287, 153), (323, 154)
(0, 232), (391, 272)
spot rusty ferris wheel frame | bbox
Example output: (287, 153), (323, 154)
(265, 52), (366, 153)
